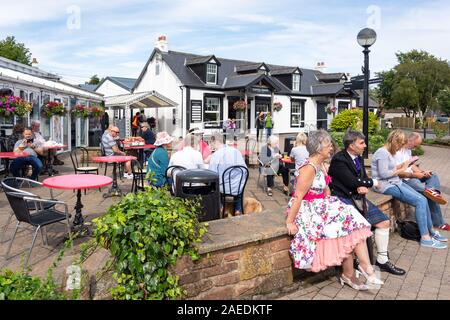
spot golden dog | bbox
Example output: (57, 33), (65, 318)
(223, 197), (263, 217)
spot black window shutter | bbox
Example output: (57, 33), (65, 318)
(301, 101), (305, 127)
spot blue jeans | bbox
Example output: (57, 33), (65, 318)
(383, 183), (433, 236)
(404, 175), (445, 227)
(266, 128), (272, 140)
(221, 194), (242, 212)
(10, 156), (43, 181)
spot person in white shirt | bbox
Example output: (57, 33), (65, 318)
(393, 132), (449, 232)
(289, 132), (309, 175)
(169, 134), (205, 170)
(209, 132), (247, 215)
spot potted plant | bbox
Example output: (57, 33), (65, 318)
(71, 104), (90, 118)
(41, 101), (67, 118)
(89, 105), (105, 118)
(0, 95), (32, 118)
(326, 106), (337, 114)
(273, 102), (283, 112)
(233, 100), (247, 111)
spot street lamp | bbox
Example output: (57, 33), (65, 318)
(357, 28), (377, 159)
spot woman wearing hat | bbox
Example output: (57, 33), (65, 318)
(147, 131), (173, 187)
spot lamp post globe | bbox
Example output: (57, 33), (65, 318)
(357, 28), (377, 48)
(357, 28), (376, 158)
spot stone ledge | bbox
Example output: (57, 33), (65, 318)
(197, 190), (394, 255)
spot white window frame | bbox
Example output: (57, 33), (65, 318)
(204, 97), (220, 125)
(206, 64), (217, 84)
(291, 100), (304, 127)
(292, 74), (300, 91)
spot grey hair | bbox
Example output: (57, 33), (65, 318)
(408, 132), (421, 141)
(268, 135), (279, 147)
(183, 133), (199, 150)
(31, 119), (41, 126)
(343, 130), (365, 149)
(306, 130), (332, 156)
(210, 132), (224, 145)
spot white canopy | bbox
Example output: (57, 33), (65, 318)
(105, 90), (177, 109)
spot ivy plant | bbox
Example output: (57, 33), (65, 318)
(93, 186), (207, 300)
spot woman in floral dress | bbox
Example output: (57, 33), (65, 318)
(286, 130), (383, 290)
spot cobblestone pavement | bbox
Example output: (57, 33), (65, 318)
(0, 144), (449, 300)
(278, 144), (450, 300)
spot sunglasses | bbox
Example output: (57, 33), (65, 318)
(112, 130), (120, 133)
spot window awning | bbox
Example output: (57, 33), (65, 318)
(105, 90), (177, 109)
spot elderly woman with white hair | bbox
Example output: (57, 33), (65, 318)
(290, 132), (309, 175)
(286, 130), (383, 290)
(260, 135), (290, 196)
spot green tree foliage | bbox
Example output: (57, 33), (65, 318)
(437, 89), (450, 115)
(330, 109), (379, 134)
(0, 36), (32, 66)
(375, 50), (450, 121)
(87, 75), (102, 85)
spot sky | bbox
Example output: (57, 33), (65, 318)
(1, 0), (449, 84)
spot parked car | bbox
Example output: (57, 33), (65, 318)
(436, 117), (449, 123)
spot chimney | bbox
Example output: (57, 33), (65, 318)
(31, 57), (39, 68)
(314, 61), (327, 73)
(155, 35), (169, 53)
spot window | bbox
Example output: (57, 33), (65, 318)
(338, 101), (349, 113)
(291, 99), (305, 127)
(206, 64), (217, 84)
(155, 61), (160, 76)
(204, 96), (221, 126)
(292, 74), (300, 91)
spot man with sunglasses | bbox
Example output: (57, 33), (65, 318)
(101, 126), (133, 179)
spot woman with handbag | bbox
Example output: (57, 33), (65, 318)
(286, 130), (383, 290)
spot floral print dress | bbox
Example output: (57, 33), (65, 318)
(287, 161), (371, 271)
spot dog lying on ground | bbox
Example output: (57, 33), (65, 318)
(223, 197), (263, 217)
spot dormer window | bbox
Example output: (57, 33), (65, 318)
(206, 64), (217, 84)
(292, 74), (300, 91)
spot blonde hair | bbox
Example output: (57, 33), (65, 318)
(385, 129), (407, 155)
(295, 132), (307, 147)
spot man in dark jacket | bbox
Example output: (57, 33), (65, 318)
(328, 130), (405, 275)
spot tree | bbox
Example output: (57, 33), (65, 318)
(0, 36), (32, 65)
(391, 79), (419, 117)
(374, 70), (395, 110)
(437, 89), (450, 115)
(86, 75), (102, 85)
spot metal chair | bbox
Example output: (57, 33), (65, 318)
(70, 147), (99, 175)
(164, 165), (186, 195)
(131, 159), (146, 193)
(1, 177), (55, 243)
(220, 165), (248, 217)
(243, 138), (257, 166)
(4, 191), (71, 267)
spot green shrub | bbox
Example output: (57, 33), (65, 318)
(368, 135), (385, 154)
(331, 109), (379, 133)
(412, 145), (424, 156)
(329, 131), (344, 150)
(433, 123), (448, 140)
(377, 128), (391, 140)
(93, 186), (207, 300)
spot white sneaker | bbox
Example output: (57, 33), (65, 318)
(124, 173), (133, 180)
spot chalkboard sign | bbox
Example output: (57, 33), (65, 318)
(191, 100), (202, 123)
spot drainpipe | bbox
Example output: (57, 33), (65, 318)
(179, 85), (184, 136)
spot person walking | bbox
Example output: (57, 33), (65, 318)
(255, 112), (265, 142)
(265, 112), (273, 141)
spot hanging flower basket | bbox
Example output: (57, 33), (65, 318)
(71, 104), (90, 118)
(89, 105), (105, 118)
(273, 102), (283, 112)
(42, 101), (67, 118)
(326, 106), (337, 114)
(233, 100), (247, 111)
(0, 95), (32, 118)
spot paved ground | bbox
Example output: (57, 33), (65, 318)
(0, 144), (449, 299)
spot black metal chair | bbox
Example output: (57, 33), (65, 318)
(220, 165), (249, 218)
(4, 191), (71, 267)
(1, 177), (56, 243)
(164, 165), (186, 195)
(131, 159), (146, 193)
(70, 147), (99, 175)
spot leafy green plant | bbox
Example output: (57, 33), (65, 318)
(93, 186), (207, 300)
(432, 123), (448, 140)
(330, 109), (379, 133)
(0, 238), (72, 300)
(412, 145), (424, 156)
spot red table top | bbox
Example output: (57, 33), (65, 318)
(43, 174), (112, 190)
(280, 158), (294, 164)
(0, 152), (30, 159)
(124, 144), (156, 149)
(91, 155), (137, 163)
(44, 144), (68, 150)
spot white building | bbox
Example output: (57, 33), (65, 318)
(119, 36), (359, 139)
(0, 56), (104, 150)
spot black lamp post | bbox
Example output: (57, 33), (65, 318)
(357, 28), (377, 159)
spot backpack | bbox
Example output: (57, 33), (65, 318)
(397, 220), (421, 242)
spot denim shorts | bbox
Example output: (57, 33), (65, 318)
(338, 196), (389, 226)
